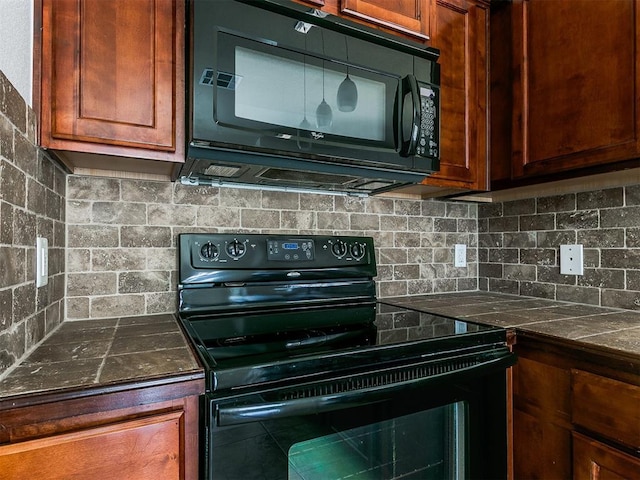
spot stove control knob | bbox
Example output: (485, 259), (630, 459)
(331, 240), (347, 258)
(350, 243), (365, 260)
(200, 242), (219, 260)
(226, 239), (246, 258)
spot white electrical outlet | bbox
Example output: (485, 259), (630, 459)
(560, 244), (583, 275)
(454, 244), (467, 267)
(36, 237), (49, 288)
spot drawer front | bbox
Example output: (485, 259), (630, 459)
(571, 369), (640, 450)
(573, 432), (640, 480)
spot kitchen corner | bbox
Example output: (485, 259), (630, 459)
(2, 0), (640, 476)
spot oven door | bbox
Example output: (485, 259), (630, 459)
(204, 348), (514, 480)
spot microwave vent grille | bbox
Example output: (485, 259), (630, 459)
(203, 164), (243, 178)
(258, 168), (355, 186)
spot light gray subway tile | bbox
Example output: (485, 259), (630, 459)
(118, 271), (170, 294)
(121, 180), (172, 203)
(148, 204), (196, 226)
(577, 188), (623, 210)
(196, 205), (240, 228)
(121, 226), (171, 248)
(281, 211), (315, 230)
(536, 194), (575, 213)
(577, 228), (625, 247)
(90, 294), (146, 318)
(68, 176), (120, 201)
(174, 183), (219, 205)
(262, 191), (299, 210)
(67, 272), (117, 296)
(68, 224), (119, 248)
(300, 193), (334, 212)
(220, 188), (261, 208)
(601, 206), (640, 228)
(92, 248), (147, 272)
(241, 209), (279, 229)
(349, 213), (380, 231)
(93, 202), (146, 225)
(556, 210), (598, 230)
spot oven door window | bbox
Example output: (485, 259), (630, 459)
(213, 31), (398, 151)
(286, 402), (465, 480)
(210, 398), (471, 480)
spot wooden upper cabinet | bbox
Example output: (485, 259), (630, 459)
(340, 0), (433, 40)
(419, 0), (489, 192)
(501, 0), (640, 181)
(39, 0), (185, 169)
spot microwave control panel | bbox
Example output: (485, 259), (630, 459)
(417, 84), (439, 159)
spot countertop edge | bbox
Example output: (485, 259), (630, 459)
(0, 370), (205, 412)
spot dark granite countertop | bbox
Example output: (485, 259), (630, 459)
(0, 314), (203, 405)
(383, 292), (640, 365)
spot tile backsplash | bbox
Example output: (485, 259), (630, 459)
(478, 188), (640, 310)
(2, 64), (639, 380)
(65, 177), (478, 319)
(0, 72), (66, 376)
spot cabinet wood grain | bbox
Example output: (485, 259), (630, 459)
(573, 433), (640, 480)
(341, 0), (433, 40)
(572, 369), (640, 451)
(420, 0), (488, 191)
(0, 412), (183, 480)
(491, 0), (640, 189)
(39, 0), (185, 173)
(0, 379), (203, 479)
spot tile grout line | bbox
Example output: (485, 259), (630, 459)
(94, 317), (120, 384)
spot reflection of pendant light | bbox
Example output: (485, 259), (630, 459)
(315, 30), (333, 128)
(337, 36), (358, 112)
(297, 51), (311, 150)
(299, 53), (311, 130)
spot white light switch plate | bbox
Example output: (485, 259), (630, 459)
(36, 237), (48, 287)
(454, 244), (467, 267)
(560, 244), (583, 275)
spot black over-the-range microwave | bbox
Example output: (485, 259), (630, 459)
(178, 0), (441, 195)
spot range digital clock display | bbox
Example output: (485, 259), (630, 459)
(267, 239), (314, 261)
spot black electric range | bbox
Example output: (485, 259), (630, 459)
(176, 233), (510, 394)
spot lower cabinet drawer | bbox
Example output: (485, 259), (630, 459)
(0, 411), (183, 480)
(571, 369), (640, 450)
(573, 432), (640, 480)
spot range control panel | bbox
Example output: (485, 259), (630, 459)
(179, 233), (376, 283)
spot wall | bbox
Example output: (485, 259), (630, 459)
(478, 187), (640, 310)
(0, 71), (66, 377)
(0, 0), (33, 105)
(65, 177), (478, 319)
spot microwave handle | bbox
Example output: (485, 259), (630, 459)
(399, 74), (421, 157)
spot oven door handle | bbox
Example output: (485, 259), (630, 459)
(217, 350), (515, 426)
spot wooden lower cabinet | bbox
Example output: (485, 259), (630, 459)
(573, 433), (640, 480)
(513, 356), (572, 479)
(512, 335), (640, 479)
(0, 378), (203, 480)
(0, 412), (183, 479)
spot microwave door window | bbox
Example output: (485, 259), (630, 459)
(214, 33), (396, 150)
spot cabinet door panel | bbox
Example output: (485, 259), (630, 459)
(341, 0), (432, 40)
(573, 433), (640, 480)
(41, 0), (184, 158)
(513, 0), (640, 177)
(571, 369), (640, 451)
(0, 412), (183, 480)
(421, 0), (488, 190)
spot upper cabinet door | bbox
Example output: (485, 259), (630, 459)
(420, 0), (489, 191)
(511, 0), (640, 178)
(40, 0), (184, 162)
(341, 0), (433, 40)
